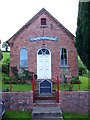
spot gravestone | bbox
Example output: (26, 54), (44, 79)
(39, 80), (52, 95)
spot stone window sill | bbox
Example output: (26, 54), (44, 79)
(60, 65), (70, 68)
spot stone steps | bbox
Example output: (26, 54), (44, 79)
(32, 100), (64, 120)
(34, 90), (56, 97)
(34, 100), (58, 107)
(32, 79), (64, 120)
(32, 117), (63, 120)
(34, 95), (56, 100)
(32, 106), (64, 120)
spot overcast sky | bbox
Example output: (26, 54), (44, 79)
(0, 0), (79, 46)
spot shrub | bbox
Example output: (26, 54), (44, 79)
(17, 69), (35, 83)
(78, 56), (88, 76)
(2, 58), (10, 75)
(11, 66), (36, 83)
(2, 64), (9, 74)
(3, 76), (17, 84)
(2, 58), (10, 65)
(11, 66), (18, 79)
(71, 76), (81, 84)
(2, 88), (10, 92)
(3, 76), (12, 84)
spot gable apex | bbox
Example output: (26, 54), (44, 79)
(7, 8), (74, 43)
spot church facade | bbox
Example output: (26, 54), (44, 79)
(7, 8), (78, 80)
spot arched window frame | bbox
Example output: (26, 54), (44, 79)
(20, 48), (28, 68)
(37, 48), (50, 55)
(60, 48), (68, 66)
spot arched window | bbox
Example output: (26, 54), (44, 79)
(60, 48), (68, 66)
(20, 48), (28, 68)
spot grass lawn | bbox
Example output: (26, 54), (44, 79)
(1, 52), (10, 63)
(1, 76), (89, 92)
(2, 73), (32, 92)
(60, 76), (89, 91)
(2, 110), (32, 119)
(0, 81), (2, 92)
(79, 76), (89, 90)
(63, 112), (90, 119)
(2, 111), (89, 119)
(2, 82), (32, 92)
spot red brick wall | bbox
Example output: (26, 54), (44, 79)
(2, 91), (89, 113)
(9, 13), (78, 79)
(59, 91), (89, 113)
(2, 92), (33, 111)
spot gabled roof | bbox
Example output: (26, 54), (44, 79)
(7, 8), (74, 43)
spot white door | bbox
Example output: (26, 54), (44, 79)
(37, 48), (51, 79)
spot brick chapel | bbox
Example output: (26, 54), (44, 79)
(7, 8), (78, 80)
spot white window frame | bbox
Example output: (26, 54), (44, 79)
(60, 48), (68, 66)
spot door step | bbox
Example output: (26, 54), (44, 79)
(34, 95), (56, 100)
(32, 106), (64, 120)
(33, 100), (58, 107)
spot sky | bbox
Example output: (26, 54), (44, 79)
(0, 0), (79, 48)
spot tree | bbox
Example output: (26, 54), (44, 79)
(0, 40), (3, 60)
(2, 42), (9, 52)
(76, 1), (90, 71)
(0, 49), (3, 61)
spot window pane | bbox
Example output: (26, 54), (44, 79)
(64, 53), (67, 59)
(63, 48), (66, 53)
(20, 60), (28, 68)
(42, 49), (46, 52)
(61, 59), (63, 65)
(46, 50), (50, 54)
(38, 50), (42, 55)
(65, 60), (67, 65)
(61, 54), (64, 59)
(20, 48), (27, 60)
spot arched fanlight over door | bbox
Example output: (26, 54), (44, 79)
(38, 49), (50, 55)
